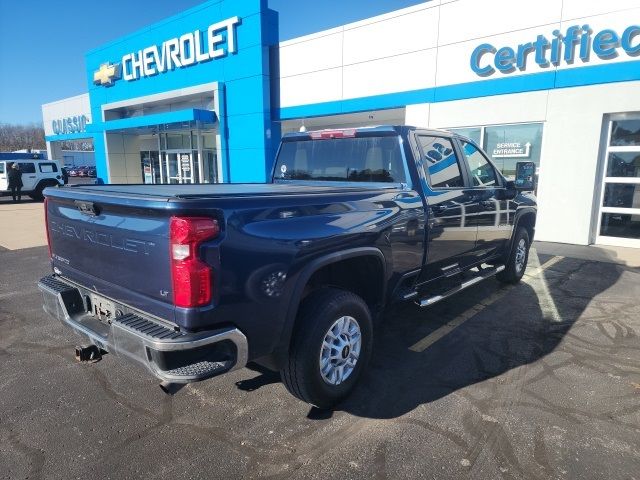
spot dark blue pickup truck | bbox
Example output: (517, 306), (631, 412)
(38, 126), (536, 408)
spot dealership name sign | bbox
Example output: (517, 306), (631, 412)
(93, 16), (241, 86)
(471, 24), (640, 76)
(52, 115), (89, 135)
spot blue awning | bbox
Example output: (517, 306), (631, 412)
(102, 108), (217, 132)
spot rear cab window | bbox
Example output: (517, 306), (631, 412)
(274, 132), (407, 184)
(416, 135), (465, 189)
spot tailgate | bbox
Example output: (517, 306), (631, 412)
(45, 191), (174, 318)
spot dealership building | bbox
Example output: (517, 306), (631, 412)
(42, 0), (640, 248)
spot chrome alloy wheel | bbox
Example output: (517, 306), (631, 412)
(319, 316), (362, 385)
(515, 238), (527, 273)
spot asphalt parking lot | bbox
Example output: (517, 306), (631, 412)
(0, 206), (639, 479)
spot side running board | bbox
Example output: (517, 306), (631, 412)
(416, 265), (505, 308)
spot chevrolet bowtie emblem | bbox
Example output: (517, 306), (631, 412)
(93, 62), (121, 87)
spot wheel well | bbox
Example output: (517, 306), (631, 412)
(302, 256), (385, 315)
(37, 179), (59, 190)
(517, 212), (536, 242)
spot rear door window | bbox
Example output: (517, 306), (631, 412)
(275, 136), (406, 183)
(0, 163), (4, 174)
(417, 136), (464, 188)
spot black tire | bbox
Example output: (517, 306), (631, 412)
(497, 227), (530, 284)
(29, 184), (45, 201)
(281, 288), (373, 409)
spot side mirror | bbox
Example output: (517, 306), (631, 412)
(514, 161), (536, 191)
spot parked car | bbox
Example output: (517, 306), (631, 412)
(86, 166), (97, 178)
(38, 126), (536, 408)
(0, 159), (64, 200)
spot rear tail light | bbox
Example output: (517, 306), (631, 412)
(170, 216), (220, 308)
(44, 198), (52, 259)
(309, 128), (357, 140)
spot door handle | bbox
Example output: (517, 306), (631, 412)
(29, 175), (36, 178)
(480, 200), (495, 207)
(431, 205), (446, 213)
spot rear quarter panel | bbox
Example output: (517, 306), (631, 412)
(199, 187), (425, 359)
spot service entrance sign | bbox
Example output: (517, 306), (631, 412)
(492, 142), (531, 158)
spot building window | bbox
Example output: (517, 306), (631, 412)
(449, 127), (482, 146)
(140, 151), (160, 184)
(448, 123), (543, 180)
(596, 115), (640, 247)
(483, 123), (543, 179)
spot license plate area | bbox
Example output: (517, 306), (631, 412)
(91, 294), (115, 323)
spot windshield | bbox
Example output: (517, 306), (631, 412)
(274, 136), (406, 183)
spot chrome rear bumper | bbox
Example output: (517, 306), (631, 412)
(38, 275), (248, 383)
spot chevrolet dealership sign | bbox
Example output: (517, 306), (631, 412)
(93, 16), (241, 86)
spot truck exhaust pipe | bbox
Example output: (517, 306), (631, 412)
(75, 345), (102, 363)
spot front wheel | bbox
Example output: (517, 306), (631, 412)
(497, 227), (530, 284)
(281, 288), (373, 409)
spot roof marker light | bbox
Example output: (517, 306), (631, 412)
(309, 129), (357, 140)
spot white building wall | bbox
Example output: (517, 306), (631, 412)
(105, 134), (141, 184)
(278, 0), (640, 109)
(537, 81), (640, 245)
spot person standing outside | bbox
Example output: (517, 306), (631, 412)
(7, 163), (23, 203)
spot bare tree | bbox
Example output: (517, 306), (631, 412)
(0, 123), (46, 152)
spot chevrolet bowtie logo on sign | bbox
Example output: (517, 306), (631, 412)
(93, 62), (122, 87)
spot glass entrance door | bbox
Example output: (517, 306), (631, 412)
(162, 151), (194, 184)
(595, 115), (640, 248)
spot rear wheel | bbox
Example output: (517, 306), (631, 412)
(281, 288), (373, 408)
(497, 227), (530, 284)
(29, 184), (45, 201)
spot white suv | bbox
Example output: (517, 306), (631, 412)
(0, 159), (65, 201)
